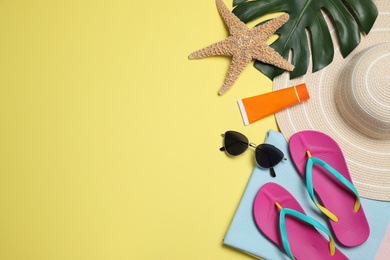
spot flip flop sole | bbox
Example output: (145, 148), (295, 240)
(289, 130), (369, 246)
(254, 183), (348, 260)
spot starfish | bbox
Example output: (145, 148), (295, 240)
(189, 0), (294, 95)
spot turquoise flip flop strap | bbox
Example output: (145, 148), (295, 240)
(275, 202), (335, 260)
(306, 152), (361, 222)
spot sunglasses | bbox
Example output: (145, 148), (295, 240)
(220, 131), (286, 177)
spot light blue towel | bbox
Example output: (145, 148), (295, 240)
(223, 129), (390, 260)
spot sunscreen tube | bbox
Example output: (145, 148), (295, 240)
(238, 83), (309, 125)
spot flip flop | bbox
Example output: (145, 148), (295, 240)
(289, 130), (369, 247)
(254, 183), (348, 260)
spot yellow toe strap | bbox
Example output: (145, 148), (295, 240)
(315, 201), (339, 222)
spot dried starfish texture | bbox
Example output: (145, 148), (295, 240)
(189, 0), (295, 95)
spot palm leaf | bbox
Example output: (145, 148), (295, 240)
(232, 0), (378, 80)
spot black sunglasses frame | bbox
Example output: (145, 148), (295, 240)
(220, 131), (286, 177)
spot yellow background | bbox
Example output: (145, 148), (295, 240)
(0, 0), (280, 259)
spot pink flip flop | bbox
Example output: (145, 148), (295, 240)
(289, 130), (369, 247)
(254, 183), (348, 260)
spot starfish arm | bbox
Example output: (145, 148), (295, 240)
(254, 45), (294, 71)
(188, 39), (232, 59)
(219, 54), (251, 95)
(216, 0), (247, 36)
(251, 13), (290, 41)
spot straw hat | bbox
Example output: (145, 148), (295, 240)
(274, 0), (390, 201)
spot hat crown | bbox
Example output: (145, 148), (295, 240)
(336, 43), (390, 139)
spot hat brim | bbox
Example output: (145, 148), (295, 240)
(274, 0), (390, 201)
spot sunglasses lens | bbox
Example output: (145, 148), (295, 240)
(224, 131), (249, 156)
(255, 144), (284, 168)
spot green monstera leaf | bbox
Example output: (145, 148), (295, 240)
(232, 0), (378, 80)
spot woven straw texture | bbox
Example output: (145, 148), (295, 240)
(336, 43), (390, 139)
(273, 0), (390, 201)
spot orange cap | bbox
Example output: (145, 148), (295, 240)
(295, 83), (310, 102)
